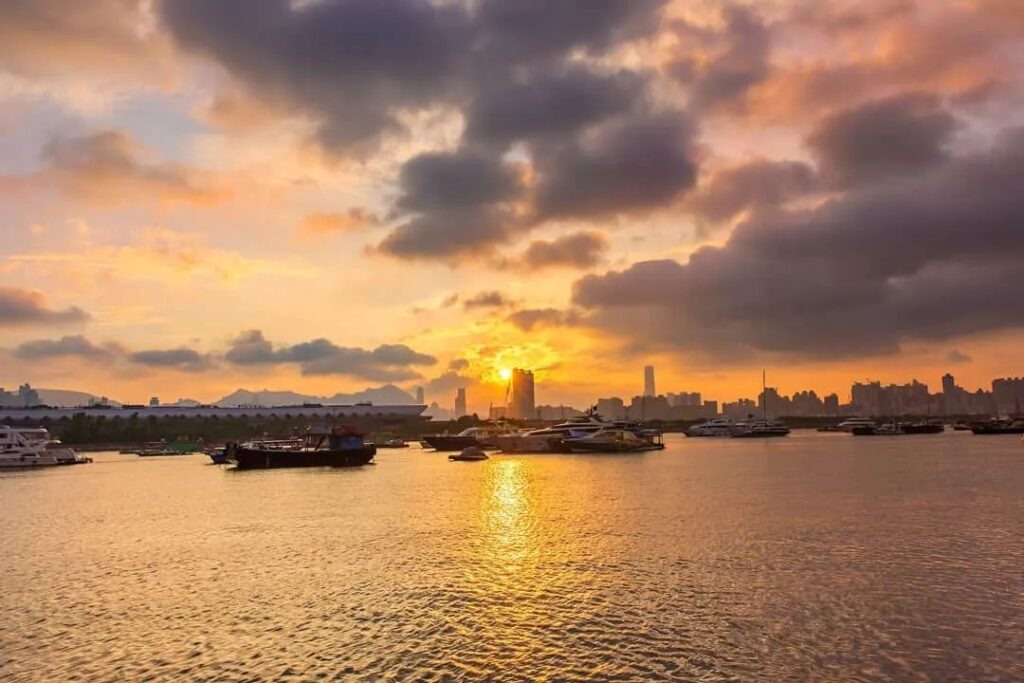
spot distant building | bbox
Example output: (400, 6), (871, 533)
(415, 386), (425, 405)
(723, 399), (757, 420)
(596, 397), (626, 421)
(507, 369), (536, 420)
(823, 394), (840, 415)
(149, 396), (160, 407)
(643, 366), (656, 397)
(993, 377), (1024, 415)
(668, 391), (701, 407)
(536, 405), (584, 421)
(454, 388), (467, 417)
(488, 406), (507, 420)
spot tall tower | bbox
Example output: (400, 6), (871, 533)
(644, 365), (656, 397)
(454, 388), (467, 417)
(415, 386), (425, 405)
(508, 369), (536, 420)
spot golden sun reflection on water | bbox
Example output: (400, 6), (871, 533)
(481, 459), (536, 568)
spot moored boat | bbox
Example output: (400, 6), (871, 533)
(449, 446), (489, 461)
(422, 425), (511, 451)
(686, 418), (735, 437)
(227, 427), (376, 469)
(970, 417), (1024, 435)
(558, 428), (664, 453)
(0, 426), (85, 468)
(730, 419), (791, 438)
(377, 438), (409, 449)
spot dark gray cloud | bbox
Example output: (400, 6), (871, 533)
(574, 126), (1024, 358)
(129, 348), (210, 372)
(508, 232), (609, 270)
(474, 0), (666, 64)
(423, 370), (475, 395)
(506, 308), (579, 332)
(689, 160), (817, 225)
(396, 149), (523, 213)
(677, 5), (773, 113)
(378, 207), (515, 259)
(160, 0), (471, 152)
(159, 0), (666, 152)
(533, 113), (698, 220)
(463, 291), (511, 310)
(0, 287), (89, 327)
(448, 358), (470, 371)
(224, 329), (436, 380)
(13, 335), (113, 360)
(807, 93), (959, 184)
(465, 67), (646, 146)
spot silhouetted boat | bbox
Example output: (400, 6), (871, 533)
(970, 418), (1024, 435)
(227, 427), (375, 469)
(558, 428), (664, 453)
(422, 425), (511, 451)
(686, 418), (735, 437)
(730, 419), (791, 438)
(449, 446), (488, 461)
(901, 421), (945, 434)
(377, 438), (409, 449)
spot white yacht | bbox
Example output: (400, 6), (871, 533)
(686, 418), (736, 437)
(0, 427), (81, 468)
(836, 417), (877, 432)
(494, 416), (651, 453)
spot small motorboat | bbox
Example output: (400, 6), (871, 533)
(377, 438), (410, 449)
(449, 446), (489, 461)
(206, 447), (229, 464)
(559, 428), (664, 453)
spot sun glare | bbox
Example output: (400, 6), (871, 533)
(499, 367), (512, 381)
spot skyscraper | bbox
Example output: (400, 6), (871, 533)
(508, 369), (536, 420)
(644, 365), (656, 397)
(415, 386), (425, 405)
(454, 388), (467, 417)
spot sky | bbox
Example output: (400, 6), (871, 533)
(1, 0), (1023, 411)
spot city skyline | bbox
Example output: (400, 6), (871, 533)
(1, 1), (1023, 413)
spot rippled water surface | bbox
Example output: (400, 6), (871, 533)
(2, 432), (1022, 682)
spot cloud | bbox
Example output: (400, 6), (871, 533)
(224, 329), (436, 381)
(35, 130), (225, 205)
(12, 335), (210, 372)
(299, 209), (380, 237)
(506, 308), (580, 332)
(573, 125), (1024, 359)
(463, 291), (512, 310)
(688, 160), (818, 226)
(13, 335), (114, 360)
(396, 149), (524, 213)
(464, 66), (645, 146)
(129, 348), (211, 373)
(502, 232), (609, 271)
(946, 349), (972, 364)
(0, 287), (89, 327)
(423, 370), (475, 395)
(675, 5), (773, 114)
(448, 358), (470, 371)
(532, 113), (698, 221)
(807, 93), (959, 185)
(0, 0), (167, 78)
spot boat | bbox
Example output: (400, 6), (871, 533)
(900, 421), (944, 434)
(137, 440), (202, 456)
(853, 421), (904, 436)
(376, 438), (409, 449)
(729, 371), (791, 438)
(836, 417), (877, 432)
(205, 447), (229, 464)
(970, 417), (1024, 435)
(558, 428), (665, 453)
(730, 419), (791, 438)
(686, 418), (735, 437)
(421, 425), (512, 451)
(449, 446), (489, 461)
(952, 421), (972, 431)
(493, 415), (656, 453)
(226, 427), (376, 470)
(0, 426), (86, 468)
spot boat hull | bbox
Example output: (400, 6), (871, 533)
(970, 425), (1024, 435)
(228, 444), (376, 469)
(422, 436), (482, 451)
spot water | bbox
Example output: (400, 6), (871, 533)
(1, 432), (1022, 682)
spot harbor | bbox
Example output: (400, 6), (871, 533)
(2, 430), (1021, 682)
